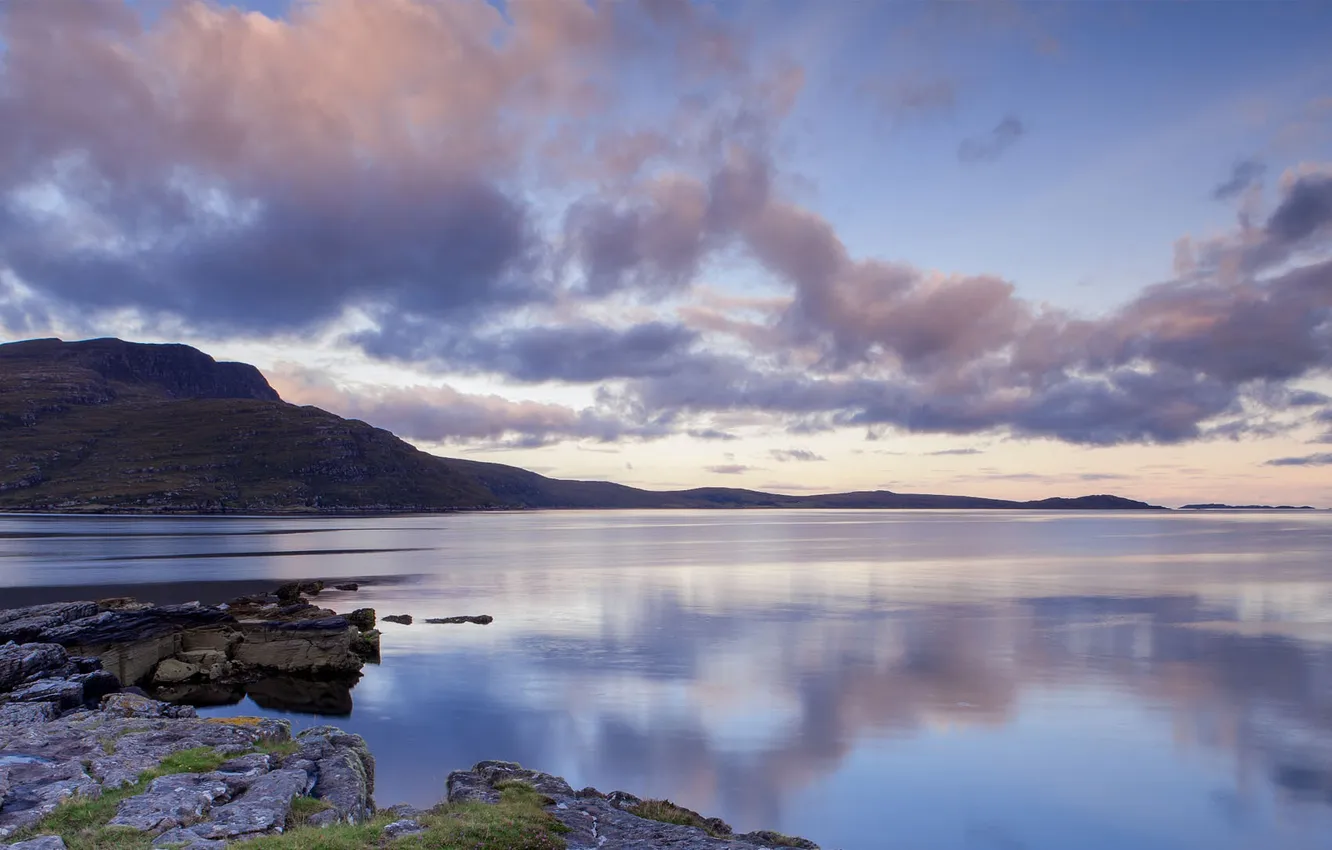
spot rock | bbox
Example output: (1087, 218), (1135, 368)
(231, 619), (360, 675)
(348, 630), (379, 664)
(0, 603), (100, 645)
(152, 659), (201, 685)
(274, 585), (302, 605)
(381, 819), (426, 839)
(6, 678), (84, 711)
(345, 609), (375, 631)
(97, 598), (151, 612)
(287, 727), (374, 824)
(443, 761), (820, 850)
(108, 773), (231, 833)
(297, 581), (325, 597)
(0, 760), (101, 838)
(190, 769), (309, 839)
(736, 831), (821, 849)
(0, 702), (58, 727)
(0, 643), (71, 692)
(423, 615), (493, 625)
(73, 671), (121, 706)
(177, 650), (227, 667)
(3, 837), (67, 850)
(152, 827), (227, 849)
(381, 803), (425, 819)
(381, 615), (412, 626)
(333, 583), (359, 592)
(100, 692), (198, 719)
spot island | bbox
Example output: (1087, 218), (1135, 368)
(1180, 504), (1318, 510)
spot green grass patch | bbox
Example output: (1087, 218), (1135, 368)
(627, 799), (728, 837)
(10, 746), (261, 850)
(286, 796), (334, 829)
(15, 749), (570, 850)
(257, 739), (301, 759)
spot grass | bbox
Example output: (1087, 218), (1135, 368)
(16, 750), (570, 850)
(627, 799), (729, 837)
(285, 797), (334, 829)
(8, 747), (231, 850)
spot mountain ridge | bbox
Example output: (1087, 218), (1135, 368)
(0, 337), (1168, 513)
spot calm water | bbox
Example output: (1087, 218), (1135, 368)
(3, 510), (1332, 850)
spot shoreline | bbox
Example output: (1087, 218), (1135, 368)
(0, 592), (822, 850)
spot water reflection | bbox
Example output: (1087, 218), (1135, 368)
(3, 511), (1332, 849)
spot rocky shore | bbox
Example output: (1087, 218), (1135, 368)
(0, 599), (822, 850)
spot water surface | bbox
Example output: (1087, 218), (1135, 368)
(3, 510), (1332, 850)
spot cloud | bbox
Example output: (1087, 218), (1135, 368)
(1266, 173), (1332, 244)
(958, 116), (1025, 163)
(267, 364), (657, 446)
(355, 320), (702, 383)
(769, 448), (826, 462)
(2, 1), (1332, 457)
(1213, 158), (1266, 201)
(926, 448), (983, 456)
(1264, 453), (1332, 467)
(686, 428), (739, 441)
(705, 464), (751, 475)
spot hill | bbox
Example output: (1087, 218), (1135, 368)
(0, 338), (1166, 513)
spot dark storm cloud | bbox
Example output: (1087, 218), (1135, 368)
(769, 449), (826, 462)
(1266, 174), (1332, 244)
(1212, 158), (1266, 201)
(957, 116), (1026, 163)
(1264, 453), (1332, 467)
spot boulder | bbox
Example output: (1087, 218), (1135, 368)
(381, 819), (426, 839)
(296, 582), (325, 597)
(3, 837), (67, 850)
(152, 659), (201, 685)
(345, 609), (375, 631)
(333, 583), (359, 592)
(381, 615), (412, 626)
(283, 727), (375, 824)
(423, 615), (493, 625)
(189, 769), (309, 839)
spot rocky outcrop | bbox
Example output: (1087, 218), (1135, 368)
(0, 595), (376, 699)
(422, 615), (493, 625)
(0, 691), (374, 843)
(447, 761), (820, 849)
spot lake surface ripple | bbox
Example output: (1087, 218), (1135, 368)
(3, 510), (1332, 850)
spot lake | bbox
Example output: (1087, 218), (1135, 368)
(3, 509), (1332, 850)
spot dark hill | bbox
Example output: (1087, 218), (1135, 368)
(0, 337), (1167, 513)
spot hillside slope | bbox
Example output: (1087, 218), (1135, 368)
(0, 338), (1165, 513)
(0, 338), (495, 511)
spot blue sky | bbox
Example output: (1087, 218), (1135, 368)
(2, 0), (1331, 505)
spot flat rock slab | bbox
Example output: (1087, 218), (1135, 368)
(2, 836), (68, 850)
(190, 769), (309, 839)
(108, 773), (232, 833)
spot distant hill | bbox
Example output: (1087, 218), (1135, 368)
(0, 338), (1167, 513)
(1180, 503), (1317, 510)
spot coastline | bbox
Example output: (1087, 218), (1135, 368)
(0, 594), (822, 850)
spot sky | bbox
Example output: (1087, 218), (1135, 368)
(1, 0), (1331, 507)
